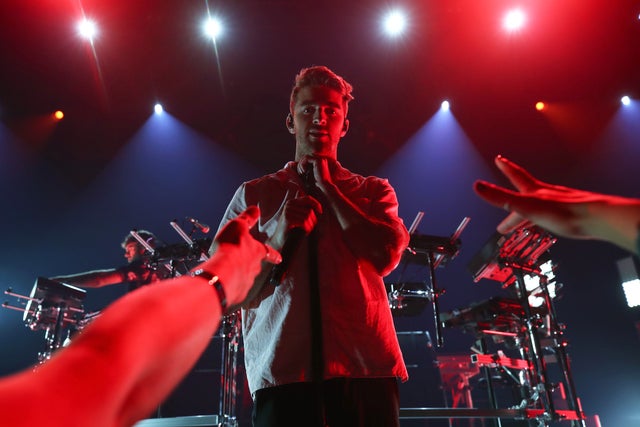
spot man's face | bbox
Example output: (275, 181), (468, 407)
(291, 85), (348, 161)
(123, 242), (145, 263)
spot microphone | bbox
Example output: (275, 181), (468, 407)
(186, 217), (210, 234)
(268, 228), (306, 286)
(299, 163), (316, 195)
(268, 165), (317, 286)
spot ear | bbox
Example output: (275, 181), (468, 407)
(340, 119), (349, 137)
(286, 114), (295, 134)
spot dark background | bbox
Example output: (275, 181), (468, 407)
(1, 1), (639, 426)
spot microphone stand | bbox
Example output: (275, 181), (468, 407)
(300, 168), (325, 427)
(170, 220), (240, 426)
(307, 228), (325, 427)
(265, 167), (325, 426)
(426, 251), (445, 348)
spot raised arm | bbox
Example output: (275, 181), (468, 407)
(303, 156), (409, 275)
(474, 155), (640, 255)
(0, 206), (281, 427)
(51, 268), (126, 288)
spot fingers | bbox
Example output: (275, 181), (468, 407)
(473, 180), (519, 209)
(263, 244), (282, 264)
(474, 180), (529, 234)
(297, 157), (312, 176)
(235, 205), (260, 228)
(213, 206), (261, 247)
(297, 156), (333, 186)
(303, 195), (323, 216)
(287, 194), (323, 217)
(496, 212), (529, 234)
(494, 155), (544, 193)
(237, 206), (282, 264)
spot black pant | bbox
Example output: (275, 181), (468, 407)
(252, 377), (400, 427)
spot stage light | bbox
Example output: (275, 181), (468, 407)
(77, 18), (98, 41)
(53, 110), (64, 120)
(154, 103), (164, 115)
(524, 260), (558, 308)
(503, 9), (526, 32)
(203, 16), (223, 40)
(535, 101), (545, 111)
(621, 95), (631, 106)
(618, 257), (640, 308)
(382, 9), (407, 37)
(622, 279), (640, 308)
(440, 100), (450, 111)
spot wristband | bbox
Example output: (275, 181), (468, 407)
(192, 268), (227, 312)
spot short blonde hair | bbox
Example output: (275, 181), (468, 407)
(289, 65), (354, 114)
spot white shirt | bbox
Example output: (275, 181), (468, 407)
(219, 162), (409, 395)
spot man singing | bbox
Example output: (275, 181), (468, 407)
(216, 65), (409, 427)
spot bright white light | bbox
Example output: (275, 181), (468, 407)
(621, 95), (631, 106)
(503, 9), (526, 31)
(622, 279), (640, 308)
(524, 260), (557, 307)
(203, 16), (223, 40)
(154, 103), (164, 115)
(383, 10), (407, 36)
(440, 100), (450, 111)
(77, 18), (98, 40)
(540, 260), (555, 279)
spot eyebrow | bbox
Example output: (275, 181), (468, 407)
(298, 100), (343, 109)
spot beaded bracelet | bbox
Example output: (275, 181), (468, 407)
(191, 268), (227, 312)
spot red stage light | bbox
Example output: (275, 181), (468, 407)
(535, 102), (545, 111)
(54, 110), (64, 120)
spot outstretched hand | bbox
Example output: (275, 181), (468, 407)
(474, 155), (640, 254)
(205, 205), (282, 312)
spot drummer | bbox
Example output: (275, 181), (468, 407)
(51, 230), (165, 292)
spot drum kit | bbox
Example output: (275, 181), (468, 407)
(2, 217), (243, 426)
(3, 213), (589, 427)
(3, 277), (90, 362)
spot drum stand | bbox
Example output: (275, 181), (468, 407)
(390, 216), (470, 344)
(3, 278), (87, 364)
(460, 225), (587, 427)
(509, 265), (585, 427)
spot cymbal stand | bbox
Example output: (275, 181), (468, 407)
(218, 310), (241, 427)
(426, 251), (446, 347)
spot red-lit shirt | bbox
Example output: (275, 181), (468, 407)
(219, 161), (409, 396)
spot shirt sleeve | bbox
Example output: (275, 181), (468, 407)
(217, 183), (249, 233)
